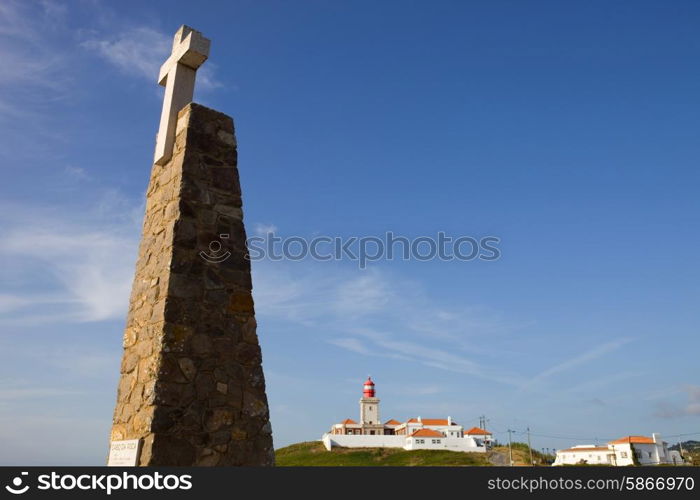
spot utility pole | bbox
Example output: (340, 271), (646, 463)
(479, 415), (486, 430)
(527, 427), (534, 466)
(507, 429), (514, 466)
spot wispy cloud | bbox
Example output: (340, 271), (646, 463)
(349, 326), (523, 385)
(252, 254), (525, 386)
(0, 383), (83, 401)
(0, 190), (141, 324)
(565, 370), (643, 394)
(0, 1), (65, 41)
(655, 385), (700, 418)
(254, 223), (279, 236)
(327, 337), (373, 355)
(255, 248), (627, 389)
(82, 26), (169, 81)
(0, 0), (72, 119)
(82, 26), (222, 90)
(527, 337), (634, 388)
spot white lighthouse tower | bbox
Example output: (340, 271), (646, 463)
(359, 377), (383, 434)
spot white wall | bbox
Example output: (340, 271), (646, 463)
(554, 438), (682, 466)
(405, 436), (484, 452)
(322, 433), (406, 450)
(322, 433), (485, 453)
(443, 437), (484, 452)
(405, 437), (443, 450)
(554, 449), (612, 466)
(668, 450), (684, 465)
(613, 442), (674, 466)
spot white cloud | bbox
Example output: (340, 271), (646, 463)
(327, 337), (372, 355)
(63, 165), (89, 180)
(0, 193), (140, 324)
(82, 26), (170, 81)
(0, 0), (72, 117)
(655, 385), (700, 418)
(527, 337), (634, 388)
(331, 271), (392, 316)
(252, 255), (524, 385)
(82, 26), (222, 90)
(0, 386), (83, 400)
(252, 244), (641, 392)
(566, 370), (643, 394)
(254, 223), (279, 236)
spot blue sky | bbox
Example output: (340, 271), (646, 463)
(1, 0), (699, 464)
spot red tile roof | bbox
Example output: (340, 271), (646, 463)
(410, 428), (444, 438)
(406, 418), (455, 426)
(384, 419), (401, 425)
(340, 419), (357, 425)
(423, 419), (454, 426)
(464, 426), (492, 435)
(609, 436), (654, 445)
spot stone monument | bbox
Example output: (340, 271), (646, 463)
(109, 25), (274, 466)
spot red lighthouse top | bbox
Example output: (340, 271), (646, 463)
(363, 376), (375, 398)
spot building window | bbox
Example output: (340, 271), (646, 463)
(621, 452), (628, 458)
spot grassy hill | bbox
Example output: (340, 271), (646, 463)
(276, 441), (493, 466)
(490, 443), (552, 466)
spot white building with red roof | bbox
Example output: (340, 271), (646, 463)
(463, 427), (494, 447)
(323, 377), (487, 453)
(553, 434), (684, 466)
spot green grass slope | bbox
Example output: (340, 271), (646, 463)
(275, 441), (492, 466)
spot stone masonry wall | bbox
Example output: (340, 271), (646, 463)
(110, 103), (274, 466)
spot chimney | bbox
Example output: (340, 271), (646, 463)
(447, 416), (452, 425)
(652, 433), (661, 443)
(417, 416), (421, 423)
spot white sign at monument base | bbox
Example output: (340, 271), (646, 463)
(108, 439), (142, 466)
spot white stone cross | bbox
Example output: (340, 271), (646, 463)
(153, 25), (211, 165)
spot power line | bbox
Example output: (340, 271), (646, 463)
(663, 432), (700, 439)
(472, 420), (700, 446)
(494, 429), (700, 443)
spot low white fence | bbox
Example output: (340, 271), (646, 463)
(322, 434), (406, 450)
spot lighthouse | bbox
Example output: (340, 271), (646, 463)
(359, 376), (382, 434)
(363, 376), (375, 398)
(323, 377), (488, 452)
